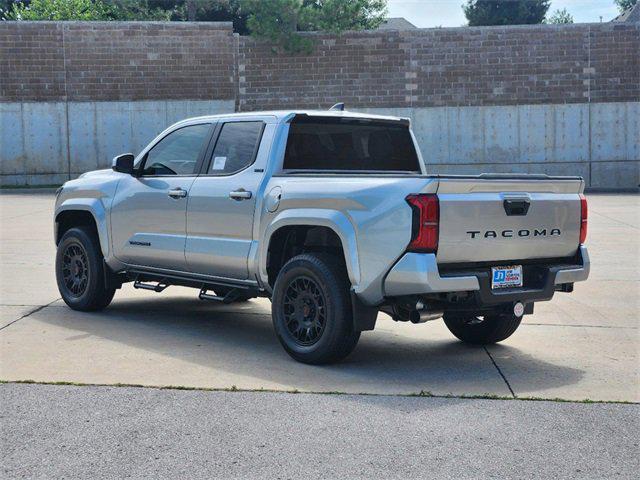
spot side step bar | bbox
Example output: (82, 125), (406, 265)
(129, 270), (262, 301)
(199, 288), (244, 304)
(134, 279), (169, 292)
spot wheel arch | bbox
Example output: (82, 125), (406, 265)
(260, 210), (361, 292)
(55, 200), (109, 258)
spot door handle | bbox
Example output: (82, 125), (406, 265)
(168, 188), (188, 199)
(229, 189), (252, 201)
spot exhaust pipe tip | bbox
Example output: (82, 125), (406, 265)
(410, 308), (444, 324)
(380, 302), (444, 323)
(409, 310), (423, 324)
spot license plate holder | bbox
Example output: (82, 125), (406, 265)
(491, 265), (523, 289)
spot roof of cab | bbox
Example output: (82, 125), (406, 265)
(176, 109), (409, 125)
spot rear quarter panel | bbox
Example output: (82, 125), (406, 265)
(258, 175), (438, 305)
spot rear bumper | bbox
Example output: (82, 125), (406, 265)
(383, 254), (480, 296)
(554, 246), (590, 284)
(383, 246), (590, 304)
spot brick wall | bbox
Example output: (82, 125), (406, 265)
(238, 23), (639, 111)
(1, 21), (638, 107)
(589, 24), (639, 102)
(0, 21), (236, 102)
(0, 22), (65, 101)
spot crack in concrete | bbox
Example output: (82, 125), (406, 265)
(0, 299), (61, 332)
(523, 323), (637, 330)
(589, 209), (639, 231)
(484, 346), (516, 398)
(1, 304), (47, 307)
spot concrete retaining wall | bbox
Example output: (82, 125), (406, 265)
(362, 102), (639, 189)
(2, 99), (637, 189)
(0, 100), (234, 186)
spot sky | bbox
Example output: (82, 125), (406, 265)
(387, 0), (622, 28)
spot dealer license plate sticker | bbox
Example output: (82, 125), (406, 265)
(491, 265), (523, 289)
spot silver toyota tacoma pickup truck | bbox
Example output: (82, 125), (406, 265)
(54, 108), (590, 364)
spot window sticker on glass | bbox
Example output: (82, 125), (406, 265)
(212, 156), (227, 170)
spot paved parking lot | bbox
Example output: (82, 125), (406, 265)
(1, 190), (638, 478)
(0, 191), (638, 402)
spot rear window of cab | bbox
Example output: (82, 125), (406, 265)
(283, 117), (421, 173)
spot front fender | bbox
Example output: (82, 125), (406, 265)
(55, 198), (110, 258)
(259, 208), (361, 292)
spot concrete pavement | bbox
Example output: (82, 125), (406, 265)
(2, 383), (639, 479)
(0, 192), (638, 401)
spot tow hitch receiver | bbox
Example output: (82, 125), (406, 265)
(513, 302), (525, 317)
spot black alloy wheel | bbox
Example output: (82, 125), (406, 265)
(61, 242), (89, 297)
(282, 276), (327, 346)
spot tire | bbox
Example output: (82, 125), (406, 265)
(271, 253), (360, 365)
(443, 313), (522, 345)
(55, 227), (116, 311)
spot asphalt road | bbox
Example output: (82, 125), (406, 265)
(2, 383), (638, 480)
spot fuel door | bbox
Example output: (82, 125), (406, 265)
(266, 186), (282, 213)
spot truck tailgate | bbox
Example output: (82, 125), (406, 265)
(435, 175), (584, 264)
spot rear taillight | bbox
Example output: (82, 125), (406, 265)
(579, 194), (588, 244)
(406, 194), (439, 253)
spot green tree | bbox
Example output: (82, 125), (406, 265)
(106, 1), (171, 20)
(242, 0), (387, 52)
(6, 0), (113, 20)
(1, 0), (32, 19)
(545, 8), (573, 24)
(4, 0), (178, 20)
(463, 0), (551, 26)
(308, 0), (388, 34)
(3, 0), (387, 45)
(166, 0), (250, 34)
(0, 1), (10, 19)
(614, 0), (637, 13)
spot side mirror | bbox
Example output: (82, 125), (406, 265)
(112, 153), (135, 175)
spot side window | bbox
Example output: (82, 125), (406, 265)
(141, 124), (211, 176)
(208, 122), (264, 175)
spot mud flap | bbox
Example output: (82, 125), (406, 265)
(351, 291), (377, 332)
(103, 260), (123, 290)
